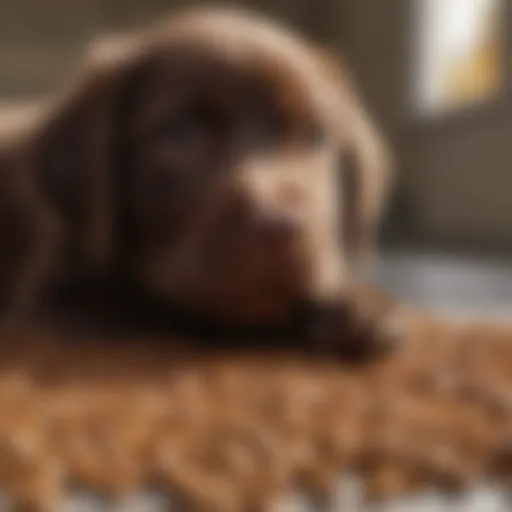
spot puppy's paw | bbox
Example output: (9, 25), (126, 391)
(304, 288), (407, 363)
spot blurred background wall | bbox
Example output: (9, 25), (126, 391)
(1, 0), (511, 255)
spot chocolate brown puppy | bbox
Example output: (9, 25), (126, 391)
(0, 7), (400, 360)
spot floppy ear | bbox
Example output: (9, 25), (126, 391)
(27, 33), (143, 268)
(317, 49), (393, 271)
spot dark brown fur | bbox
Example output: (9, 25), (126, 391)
(0, 7), (400, 360)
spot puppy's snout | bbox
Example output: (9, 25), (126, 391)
(224, 186), (304, 251)
(252, 207), (302, 246)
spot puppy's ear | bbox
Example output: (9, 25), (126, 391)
(27, 33), (143, 268)
(317, 49), (393, 271)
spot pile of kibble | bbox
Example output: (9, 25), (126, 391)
(0, 313), (510, 511)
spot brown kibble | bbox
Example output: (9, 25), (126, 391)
(9, 456), (64, 512)
(295, 460), (339, 503)
(489, 440), (512, 476)
(365, 465), (411, 501)
(0, 310), (507, 508)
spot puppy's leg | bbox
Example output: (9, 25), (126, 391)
(0, 182), (63, 327)
(300, 285), (407, 362)
(5, 228), (61, 325)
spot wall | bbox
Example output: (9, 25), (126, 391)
(0, 0), (335, 98)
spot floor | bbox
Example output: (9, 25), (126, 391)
(374, 250), (512, 321)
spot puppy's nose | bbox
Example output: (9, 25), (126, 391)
(252, 207), (302, 245)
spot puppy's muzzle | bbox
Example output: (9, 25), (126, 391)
(223, 182), (305, 261)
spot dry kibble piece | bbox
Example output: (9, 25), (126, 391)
(365, 464), (412, 501)
(9, 456), (64, 512)
(489, 440), (512, 477)
(159, 450), (242, 512)
(418, 446), (479, 492)
(295, 460), (339, 504)
(238, 469), (290, 512)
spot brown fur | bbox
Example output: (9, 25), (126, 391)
(0, 7), (396, 359)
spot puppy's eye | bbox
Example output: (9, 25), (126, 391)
(161, 115), (205, 148)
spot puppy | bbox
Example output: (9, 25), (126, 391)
(0, 7), (399, 360)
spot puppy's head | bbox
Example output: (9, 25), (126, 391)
(30, 7), (391, 324)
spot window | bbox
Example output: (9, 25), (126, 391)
(413, 0), (505, 116)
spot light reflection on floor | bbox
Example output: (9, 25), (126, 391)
(375, 251), (512, 320)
